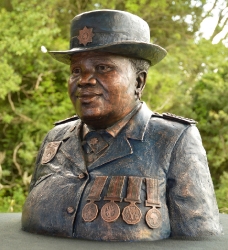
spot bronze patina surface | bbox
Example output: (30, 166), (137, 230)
(22, 9), (222, 241)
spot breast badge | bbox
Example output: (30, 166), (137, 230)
(41, 141), (62, 164)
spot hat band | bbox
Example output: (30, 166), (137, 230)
(70, 31), (149, 49)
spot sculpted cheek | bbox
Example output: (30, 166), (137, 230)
(68, 78), (78, 104)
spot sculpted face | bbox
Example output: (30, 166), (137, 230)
(68, 51), (145, 129)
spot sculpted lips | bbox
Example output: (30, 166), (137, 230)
(76, 90), (102, 103)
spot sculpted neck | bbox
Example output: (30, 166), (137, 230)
(81, 100), (141, 130)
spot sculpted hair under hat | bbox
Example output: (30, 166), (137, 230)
(49, 9), (167, 66)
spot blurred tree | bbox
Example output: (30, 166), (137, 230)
(189, 40), (228, 183)
(0, 0), (71, 211)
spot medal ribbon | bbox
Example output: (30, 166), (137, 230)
(124, 176), (142, 203)
(104, 176), (125, 202)
(87, 176), (108, 201)
(145, 178), (161, 207)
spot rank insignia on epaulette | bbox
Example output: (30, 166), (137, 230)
(41, 141), (62, 164)
(152, 111), (163, 118)
(54, 115), (79, 126)
(162, 112), (197, 124)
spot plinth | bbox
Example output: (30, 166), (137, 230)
(1, 213), (227, 250)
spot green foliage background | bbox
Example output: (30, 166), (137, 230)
(0, 0), (227, 213)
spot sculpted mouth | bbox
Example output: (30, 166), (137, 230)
(76, 93), (101, 98)
(76, 90), (102, 98)
(76, 91), (102, 103)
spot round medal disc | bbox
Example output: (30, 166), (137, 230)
(122, 203), (142, 225)
(101, 201), (120, 222)
(82, 202), (98, 222)
(145, 207), (162, 228)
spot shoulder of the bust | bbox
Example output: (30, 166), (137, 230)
(151, 112), (197, 125)
(54, 115), (79, 126)
(44, 115), (80, 141)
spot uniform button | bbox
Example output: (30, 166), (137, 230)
(78, 173), (86, 179)
(67, 206), (75, 214)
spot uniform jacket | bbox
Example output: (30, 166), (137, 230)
(22, 103), (222, 241)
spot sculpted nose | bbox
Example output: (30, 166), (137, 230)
(79, 70), (96, 86)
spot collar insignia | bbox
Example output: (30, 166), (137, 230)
(77, 26), (94, 46)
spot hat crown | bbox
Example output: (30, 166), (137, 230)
(49, 9), (167, 66)
(70, 10), (150, 49)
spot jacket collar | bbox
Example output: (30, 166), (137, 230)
(60, 102), (153, 171)
(125, 102), (153, 140)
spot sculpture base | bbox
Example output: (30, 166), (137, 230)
(1, 213), (228, 250)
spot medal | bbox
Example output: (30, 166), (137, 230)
(122, 176), (142, 225)
(145, 206), (162, 228)
(82, 176), (107, 222)
(122, 203), (142, 225)
(145, 178), (162, 229)
(101, 200), (120, 222)
(101, 176), (125, 222)
(82, 202), (98, 222)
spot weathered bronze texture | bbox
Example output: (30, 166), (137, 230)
(22, 9), (222, 241)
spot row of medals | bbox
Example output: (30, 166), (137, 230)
(81, 176), (162, 229)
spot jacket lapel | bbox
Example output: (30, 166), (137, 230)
(88, 102), (153, 170)
(60, 120), (87, 173)
(88, 134), (133, 170)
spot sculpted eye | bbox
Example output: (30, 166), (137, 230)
(96, 65), (112, 73)
(72, 68), (81, 76)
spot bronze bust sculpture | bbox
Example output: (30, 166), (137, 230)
(21, 9), (222, 241)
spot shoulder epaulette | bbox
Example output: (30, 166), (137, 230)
(152, 112), (197, 124)
(152, 112), (163, 118)
(162, 112), (197, 124)
(54, 115), (79, 126)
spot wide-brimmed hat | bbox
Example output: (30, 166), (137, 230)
(49, 9), (167, 66)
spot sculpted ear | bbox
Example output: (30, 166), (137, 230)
(135, 71), (147, 100)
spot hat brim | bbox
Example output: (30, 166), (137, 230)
(48, 42), (167, 66)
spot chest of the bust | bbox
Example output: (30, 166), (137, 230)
(22, 125), (180, 241)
